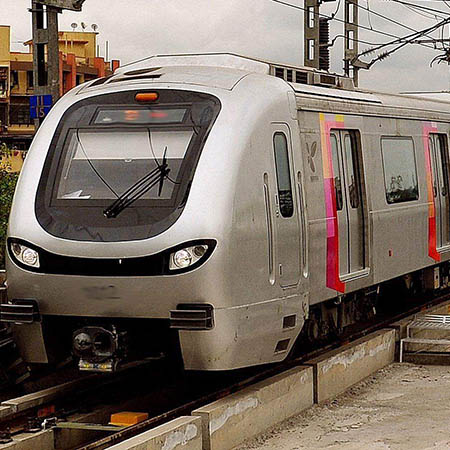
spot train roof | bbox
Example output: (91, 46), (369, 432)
(82, 53), (450, 118)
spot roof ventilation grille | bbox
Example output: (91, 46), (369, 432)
(295, 71), (308, 84)
(275, 67), (285, 79)
(270, 63), (354, 90)
(109, 74), (162, 84)
(315, 73), (337, 87)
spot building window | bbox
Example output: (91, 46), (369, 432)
(11, 71), (18, 89)
(27, 71), (34, 89)
(10, 104), (33, 125)
(381, 137), (419, 204)
(0, 67), (8, 97)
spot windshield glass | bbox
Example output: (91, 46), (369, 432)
(36, 89), (221, 242)
(56, 129), (194, 201)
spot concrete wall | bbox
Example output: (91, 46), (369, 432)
(305, 329), (396, 403)
(106, 417), (202, 450)
(192, 366), (313, 450)
(0, 329), (400, 450)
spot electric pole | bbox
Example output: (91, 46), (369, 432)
(303, 0), (360, 86)
(344, 0), (359, 86)
(30, 0), (86, 127)
(304, 0), (320, 69)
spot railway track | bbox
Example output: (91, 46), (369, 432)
(0, 274), (30, 390)
(0, 289), (448, 450)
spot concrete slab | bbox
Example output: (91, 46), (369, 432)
(0, 406), (13, 420)
(235, 363), (450, 450)
(0, 430), (54, 450)
(1, 375), (97, 415)
(106, 416), (202, 450)
(305, 329), (395, 403)
(192, 366), (313, 450)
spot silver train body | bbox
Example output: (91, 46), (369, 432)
(5, 54), (450, 371)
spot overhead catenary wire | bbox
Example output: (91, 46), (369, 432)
(388, 0), (450, 18)
(269, 0), (441, 50)
(358, 16), (450, 57)
(356, 15), (450, 67)
(402, 3), (446, 20)
(353, 1), (438, 43)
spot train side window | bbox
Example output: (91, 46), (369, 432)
(344, 133), (360, 209)
(273, 132), (294, 218)
(330, 133), (343, 210)
(381, 137), (419, 204)
(438, 135), (450, 197)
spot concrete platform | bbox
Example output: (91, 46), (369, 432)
(392, 300), (450, 361)
(0, 430), (54, 450)
(235, 363), (450, 450)
(192, 366), (313, 450)
(304, 329), (395, 403)
(391, 298), (450, 341)
(106, 416), (202, 450)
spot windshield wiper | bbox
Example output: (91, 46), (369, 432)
(103, 149), (170, 219)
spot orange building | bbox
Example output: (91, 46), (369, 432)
(0, 25), (119, 149)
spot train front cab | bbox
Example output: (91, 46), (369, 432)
(3, 72), (314, 372)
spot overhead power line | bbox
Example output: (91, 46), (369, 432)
(354, 15), (450, 68)
(269, 0), (439, 50)
(355, 1), (435, 39)
(388, 0), (450, 17)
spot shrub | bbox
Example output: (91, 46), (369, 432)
(0, 144), (20, 269)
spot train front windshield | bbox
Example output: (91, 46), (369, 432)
(36, 90), (221, 242)
(57, 127), (193, 202)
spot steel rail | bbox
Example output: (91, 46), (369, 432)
(74, 290), (450, 450)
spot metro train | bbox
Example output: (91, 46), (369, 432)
(4, 53), (450, 372)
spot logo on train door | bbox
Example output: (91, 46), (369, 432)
(306, 141), (317, 173)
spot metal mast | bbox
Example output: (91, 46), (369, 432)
(30, 0), (86, 126)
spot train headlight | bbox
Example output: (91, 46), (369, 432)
(173, 249), (192, 269)
(169, 244), (209, 271)
(9, 242), (40, 268)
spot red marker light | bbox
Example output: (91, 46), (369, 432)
(125, 110), (140, 121)
(135, 92), (159, 103)
(149, 111), (168, 119)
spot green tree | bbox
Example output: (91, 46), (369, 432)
(0, 144), (19, 269)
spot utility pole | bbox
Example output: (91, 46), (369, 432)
(303, 0), (360, 86)
(31, 2), (60, 101)
(344, 0), (359, 86)
(303, 0), (334, 72)
(30, 0), (86, 127)
(304, 0), (320, 69)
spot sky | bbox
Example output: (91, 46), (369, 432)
(2, 0), (450, 93)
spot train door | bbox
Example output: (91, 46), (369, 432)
(272, 124), (300, 287)
(330, 130), (365, 276)
(429, 134), (450, 248)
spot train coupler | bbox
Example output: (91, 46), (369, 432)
(73, 326), (127, 373)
